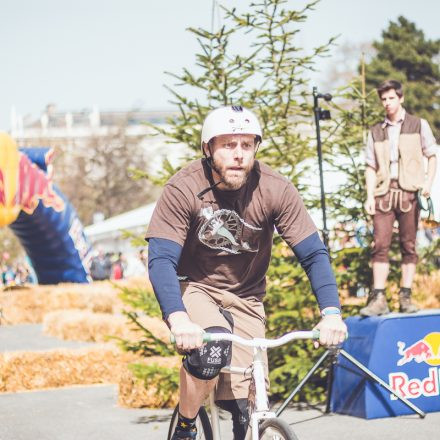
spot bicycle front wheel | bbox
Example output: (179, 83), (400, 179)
(259, 418), (298, 440)
(167, 404), (213, 440)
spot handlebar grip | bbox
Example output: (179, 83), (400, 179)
(312, 330), (349, 340)
(170, 333), (211, 344)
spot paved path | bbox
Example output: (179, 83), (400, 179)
(1, 324), (439, 439)
(0, 384), (439, 440)
(0, 324), (95, 352)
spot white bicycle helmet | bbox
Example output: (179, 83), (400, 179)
(200, 105), (262, 150)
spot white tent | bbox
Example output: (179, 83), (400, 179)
(84, 202), (156, 255)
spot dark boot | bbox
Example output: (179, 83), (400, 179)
(399, 288), (419, 313)
(360, 289), (390, 316)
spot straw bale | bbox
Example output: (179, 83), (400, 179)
(118, 357), (180, 408)
(42, 310), (169, 343)
(45, 282), (123, 314)
(0, 281), (130, 324)
(413, 271), (440, 309)
(0, 345), (139, 392)
(0, 345), (180, 409)
(0, 288), (47, 324)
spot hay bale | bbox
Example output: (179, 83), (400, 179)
(42, 310), (117, 342)
(118, 357), (180, 408)
(0, 345), (138, 392)
(0, 288), (45, 324)
(413, 272), (440, 309)
(0, 282), (129, 324)
(0, 345), (180, 410)
(42, 310), (170, 343)
(47, 283), (123, 314)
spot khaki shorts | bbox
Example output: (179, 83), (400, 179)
(180, 281), (268, 401)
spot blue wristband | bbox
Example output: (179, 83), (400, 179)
(321, 307), (341, 317)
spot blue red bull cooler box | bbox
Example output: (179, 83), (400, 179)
(330, 310), (440, 419)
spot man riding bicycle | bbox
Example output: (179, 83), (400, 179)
(146, 106), (348, 440)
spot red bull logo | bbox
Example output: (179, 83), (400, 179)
(0, 132), (65, 226)
(389, 332), (440, 400)
(18, 153), (65, 214)
(396, 332), (440, 367)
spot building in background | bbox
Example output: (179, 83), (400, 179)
(9, 104), (189, 176)
(84, 202), (156, 255)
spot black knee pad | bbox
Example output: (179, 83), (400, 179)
(183, 326), (232, 380)
(216, 398), (249, 440)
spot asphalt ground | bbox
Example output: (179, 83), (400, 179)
(0, 323), (95, 352)
(0, 384), (439, 440)
(1, 324), (439, 439)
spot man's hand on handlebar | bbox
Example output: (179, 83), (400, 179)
(313, 314), (348, 349)
(167, 311), (205, 352)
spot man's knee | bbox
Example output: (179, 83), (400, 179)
(400, 239), (418, 264)
(402, 252), (418, 265)
(183, 326), (232, 380)
(371, 247), (390, 263)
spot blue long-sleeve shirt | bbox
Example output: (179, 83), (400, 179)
(148, 232), (340, 320)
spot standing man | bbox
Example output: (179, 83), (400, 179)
(361, 80), (438, 316)
(146, 106), (347, 440)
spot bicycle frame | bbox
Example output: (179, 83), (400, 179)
(202, 331), (318, 440)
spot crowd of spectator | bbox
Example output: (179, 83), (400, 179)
(1, 252), (37, 287)
(89, 248), (147, 281)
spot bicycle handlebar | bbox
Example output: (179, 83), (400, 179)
(170, 330), (320, 348)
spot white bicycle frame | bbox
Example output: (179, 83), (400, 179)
(203, 331), (318, 440)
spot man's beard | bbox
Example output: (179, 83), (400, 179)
(211, 156), (254, 190)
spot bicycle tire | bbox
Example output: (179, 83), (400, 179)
(167, 404), (213, 440)
(259, 417), (298, 440)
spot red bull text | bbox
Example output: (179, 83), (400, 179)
(389, 368), (439, 400)
(389, 332), (440, 400)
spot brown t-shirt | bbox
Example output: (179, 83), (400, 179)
(146, 159), (316, 300)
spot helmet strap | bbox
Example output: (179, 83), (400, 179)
(198, 157), (222, 200)
(254, 136), (262, 157)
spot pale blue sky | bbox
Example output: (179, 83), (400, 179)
(1, 0), (439, 130)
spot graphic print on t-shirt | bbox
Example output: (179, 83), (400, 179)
(198, 206), (262, 254)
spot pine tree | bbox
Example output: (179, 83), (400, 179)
(131, 0), (339, 403)
(148, 0), (335, 190)
(365, 16), (440, 140)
